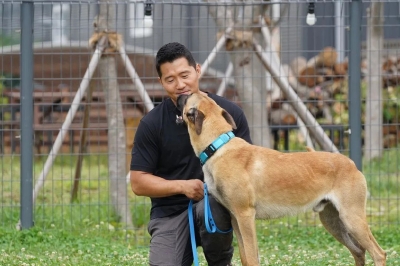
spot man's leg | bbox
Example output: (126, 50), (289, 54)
(195, 195), (234, 266)
(148, 211), (193, 266)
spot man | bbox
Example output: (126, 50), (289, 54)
(130, 42), (252, 266)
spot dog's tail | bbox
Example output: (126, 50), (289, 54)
(305, 146), (315, 152)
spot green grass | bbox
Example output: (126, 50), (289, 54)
(0, 226), (149, 266)
(0, 225), (398, 265)
(363, 148), (400, 225)
(1, 148), (400, 264)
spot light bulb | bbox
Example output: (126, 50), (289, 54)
(143, 15), (153, 28)
(306, 13), (317, 26)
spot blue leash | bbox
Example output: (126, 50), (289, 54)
(188, 200), (199, 266)
(203, 183), (233, 234)
(188, 183), (233, 266)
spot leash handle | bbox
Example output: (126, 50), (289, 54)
(188, 200), (199, 266)
(204, 183), (233, 234)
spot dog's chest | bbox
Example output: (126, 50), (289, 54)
(202, 166), (215, 189)
(202, 165), (223, 202)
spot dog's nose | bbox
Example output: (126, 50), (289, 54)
(177, 94), (189, 113)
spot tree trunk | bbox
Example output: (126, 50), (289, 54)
(97, 1), (133, 227)
(230, 48), (270, 147)
(365, 3), (383, 160)
(207, 1), (271, 147)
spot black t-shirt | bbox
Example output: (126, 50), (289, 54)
(130, 93), (252, 219)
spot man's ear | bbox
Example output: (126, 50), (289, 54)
(196, 63), (201, 75)
(195, 109), (205, 135)
(222, 109), (237, 130)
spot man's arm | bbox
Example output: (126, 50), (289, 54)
(130, 120), (204, 200)
(130, 171), (204, 201)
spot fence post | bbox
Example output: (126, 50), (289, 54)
(348, 0), (362, 171)
(20, 0), (34, 229)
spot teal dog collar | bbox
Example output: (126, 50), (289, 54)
(199, 131), (235, 165)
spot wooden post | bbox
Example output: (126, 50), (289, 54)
(364, 3), (384, 160)
(253, 41), (339, 153)
(70, 80), (95, 203)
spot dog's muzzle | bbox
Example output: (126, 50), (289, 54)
(177, 94), (190, 113)
(176, 94), (190, 126)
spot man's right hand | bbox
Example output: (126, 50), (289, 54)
(181, 179), (204, 201)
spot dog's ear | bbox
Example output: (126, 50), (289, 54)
(186, 108), (205, 135)
(195, 110), (205, 135)
(222, 109), (237, 130)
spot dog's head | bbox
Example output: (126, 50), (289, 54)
(177, 93), (237, 136)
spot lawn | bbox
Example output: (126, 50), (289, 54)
(0, 225), (399, 265)
(1, 148), (400, 265)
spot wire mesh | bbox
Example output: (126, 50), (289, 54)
(0, 0), (399, 247)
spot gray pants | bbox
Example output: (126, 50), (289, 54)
(147, 196), (233, 266)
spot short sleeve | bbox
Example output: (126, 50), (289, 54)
(130, 120), (159, 173)
(233, 111), (252, 144)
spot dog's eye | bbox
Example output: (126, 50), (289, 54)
(186, 113), (195, 121)
(186, 108), (196, 122)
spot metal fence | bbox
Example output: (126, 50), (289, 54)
(1, 0), (399, 247)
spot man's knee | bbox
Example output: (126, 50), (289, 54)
(196, 196), (232, 231)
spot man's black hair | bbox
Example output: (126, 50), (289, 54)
(155, 42), (197, 78)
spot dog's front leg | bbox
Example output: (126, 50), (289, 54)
(232, 209), (259, 266)
(231, 216), (247, 265)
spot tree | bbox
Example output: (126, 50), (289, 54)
(207, 1), (271, 147)
(365, 2), (384, 160)
(95, 1), (133, 227)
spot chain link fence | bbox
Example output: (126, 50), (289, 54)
(1, 0), (399, 247)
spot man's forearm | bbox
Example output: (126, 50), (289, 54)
(130, 171), (184, 198)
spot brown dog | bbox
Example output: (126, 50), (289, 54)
(177, 93), (386, 266)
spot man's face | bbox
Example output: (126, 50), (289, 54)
(158, 57), (201, 104)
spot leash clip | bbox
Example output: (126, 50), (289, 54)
(176, 115), (184, 125)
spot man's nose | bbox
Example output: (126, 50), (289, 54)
(176, 78), (185, 89)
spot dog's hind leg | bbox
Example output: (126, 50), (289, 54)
(338, 206), (386, 266)
(319, 202), (366, 266)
